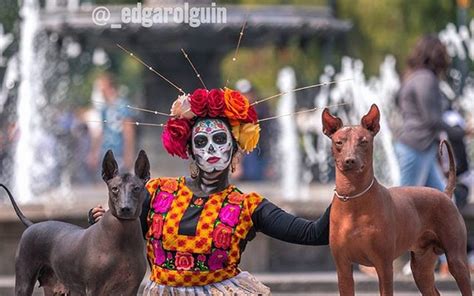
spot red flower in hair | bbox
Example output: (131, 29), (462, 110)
(190, 88), (209, 117)
(207, 88), (225, 117)
(243, 105), (258, 124)
(162, 118), (191, 159)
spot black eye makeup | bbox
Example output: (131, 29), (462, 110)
(194, 135), (208, 148)
(212, 132), (227, 145)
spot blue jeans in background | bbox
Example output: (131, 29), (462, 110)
(395, 142), (445, 190)
(395, 141), (449, 266)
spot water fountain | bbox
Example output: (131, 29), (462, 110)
(276, 67), (301, 200)
(13, 0), (73, 203)
(440, 21), (474, 119)
(279, 21), (474, 199)
(287, 55), (401, 200)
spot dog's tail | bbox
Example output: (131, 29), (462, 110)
(0, 184), (33, 227)
(439, 140), (456, 198)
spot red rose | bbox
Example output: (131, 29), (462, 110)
(162, 118), (191, 159)
(151, 214), (164, 239)
(190, 88), (209, 117)
(213, 223), (232, 249)
(243, 105), (258, 124)
(175, 252), (195, 270)
(207, 88), (225, 117)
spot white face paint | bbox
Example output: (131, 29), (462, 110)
(192, 119), (233, 173)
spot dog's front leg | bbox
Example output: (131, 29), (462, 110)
(373, 260), (394, 296)
(334, 256), (355, 296)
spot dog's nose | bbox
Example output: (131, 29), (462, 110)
(343, 157), (357, 169)
(119, 207), (132, 214)
(344, 158), (356, 165)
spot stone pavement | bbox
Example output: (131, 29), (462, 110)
(0, 272), (472, 295)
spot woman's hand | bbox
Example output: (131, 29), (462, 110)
(90, 205), (106, 223)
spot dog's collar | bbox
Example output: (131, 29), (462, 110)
(334, 178), (375, 202)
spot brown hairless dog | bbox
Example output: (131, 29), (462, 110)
(1, 150), (149, 296)
(322, 104), (471, 296)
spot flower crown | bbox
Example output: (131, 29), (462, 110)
(162, 87), (260, 159)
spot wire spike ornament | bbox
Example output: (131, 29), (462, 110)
(257, 103), (351, 123)
(181, 48), (207, 90)
(225, 20), (247, 87)
(87, 119), (165, 127)
(116, 44), (185, 94)
(252, 78), (353, 106)
(91, 100), (171, 117)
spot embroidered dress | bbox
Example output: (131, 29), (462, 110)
(143, 177), (269, 295)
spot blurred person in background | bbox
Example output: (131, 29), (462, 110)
(87, 72), (136, 173)
(394, 34), (468, 276)
(395, 34), (451, 193)
(439, 100), (474, 274)
(234, 79), (272, 181)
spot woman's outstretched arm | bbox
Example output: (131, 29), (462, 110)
(251, 199), (331, 245)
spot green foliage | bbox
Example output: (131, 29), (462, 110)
(222, 38), (322, 100)
(95, 0), (138, 4)
(220, 0), (326, 5)
(0, 0), (18, 33)
(221, 0), (472, 88)
(337, 0), (471, 74)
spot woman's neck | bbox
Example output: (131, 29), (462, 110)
(187, 167), (231, 197)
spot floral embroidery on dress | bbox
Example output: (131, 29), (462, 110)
(153, 191), (174, 213)
(145, 177), (263, 286)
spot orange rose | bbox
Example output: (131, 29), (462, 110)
(223, 88), (250, 126)
(161, 179), (178, 193)
(228, 192), (245, 204)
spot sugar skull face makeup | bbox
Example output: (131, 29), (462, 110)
(192, 119), (233, 173)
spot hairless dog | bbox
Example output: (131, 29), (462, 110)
(322, 104), (471, 296)
(1, 150), (149, 296)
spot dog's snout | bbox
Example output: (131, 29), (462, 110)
(342, 157), (358, 170)
(119, 207), (132, 214)
(344, 158), (356, 165)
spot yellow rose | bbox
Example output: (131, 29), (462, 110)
(231, 124), (240, 141)
(236, 123), (260, 153)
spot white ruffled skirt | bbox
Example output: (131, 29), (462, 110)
(142, 271), (271, 296)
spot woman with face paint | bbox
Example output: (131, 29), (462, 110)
(90, 88), (331, 295)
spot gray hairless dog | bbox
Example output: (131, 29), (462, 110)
(1, 149), (149, 296)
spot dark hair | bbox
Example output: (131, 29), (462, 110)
(406, 35), (450, 77)
(188, 117), (238, 159)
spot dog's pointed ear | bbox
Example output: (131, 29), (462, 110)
(134, 150), (150, 182)
(102, 150), (119, 182)
(322, 108), (343, 137)
(361, 104), (380, 135)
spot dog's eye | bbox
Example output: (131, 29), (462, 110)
(132, 186), (141, 192)
(111, 187), (119, 193)
(359, 139), (369, 145)
(335, 141), (343, 146)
